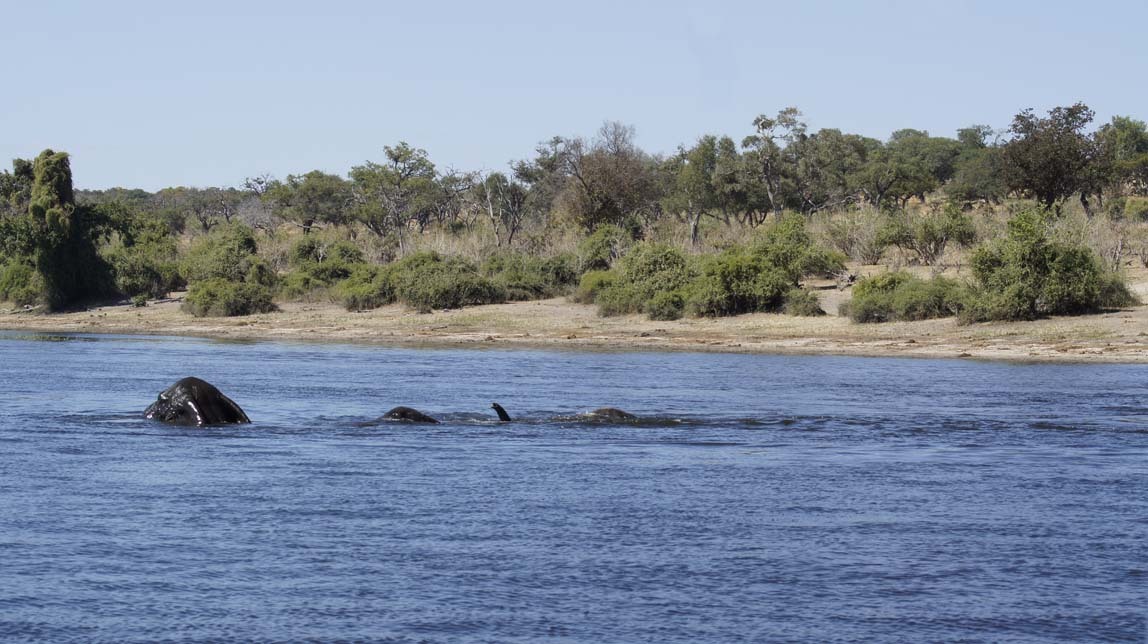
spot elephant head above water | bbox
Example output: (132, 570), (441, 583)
(144, 377), (251, 426)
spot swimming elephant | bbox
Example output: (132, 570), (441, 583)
(144, 377), (250, 426)
(490, 403), (636, 423)
(585, 407), (637, 421)
(381, 406), (439, 423)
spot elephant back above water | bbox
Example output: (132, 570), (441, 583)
(144, 377), (251, 426)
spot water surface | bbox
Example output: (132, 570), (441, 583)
(1, 332), (1145, 642)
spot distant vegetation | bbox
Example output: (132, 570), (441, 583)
(1, 103), (1145, 322)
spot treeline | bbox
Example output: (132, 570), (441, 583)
(1, 103), (1146, 322)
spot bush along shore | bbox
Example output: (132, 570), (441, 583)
(2, 103), (1147, 330)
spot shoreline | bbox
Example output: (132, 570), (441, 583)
(3, 295), (1148, 363)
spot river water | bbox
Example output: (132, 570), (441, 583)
(0, 332), (1145, 642)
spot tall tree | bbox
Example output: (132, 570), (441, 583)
(1002, 103), (1099, 212)
(266, 170), (352, 234)
(476, 172), (528, 246)
(27, 150), (112, 309)
(349, 143), (438, 252)
(559, 122), (661, 231)
(742, 107), (805, 217)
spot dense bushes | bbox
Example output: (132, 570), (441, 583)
(182, 224), (262, 283)
(182, 278), (277, 317)
(481, 252), (577, 300)
(0, 261), (42, 305)
(577, 224), (633, 271)
(178, 223), (279, 316)
(877, 203), (976, 265)
(844, 272), (964, 323)
(102, 217), (183, 299)
(279, 238), (365, 301)
(961, 209), (1136, 321)
(337, 251), (506, 313)
(581, 216), (836, 320)
(594, 243), (695, 316)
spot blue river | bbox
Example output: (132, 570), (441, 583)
(0, 332), (1145, 642)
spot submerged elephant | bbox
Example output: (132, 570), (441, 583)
(584, 407), (637, 421)
(144, 377), (250, 426)
(381, 406), (439, 423)
(489, 402), (636, 423)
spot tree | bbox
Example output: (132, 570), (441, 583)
(664, 136), (721, 246)
(1002, 103), (1099, 211)
(266, 170), (352, 234)
(558, 122), (661, 231)
(742, 107), (805, 217)
(25, 150), (113, 309)
(1097, 116), (1148, 196)
(349, 142), (438, 252)
(476, 172), (528, 246)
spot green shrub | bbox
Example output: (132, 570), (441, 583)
(595, 284), (645, 317)
(482, 252), (577, 300)
(751, 213), (846, 284)
(336, 264), (397, 311)
(876, 203), (976, 265)
(106, 243), (182, 299)
(391, 252), (505, 313)
(783, 288), (825, 316)
(848, 272), (965, 323)
(596, 243), (694, 318)
(685, 251), (789, 317)
(577, 224), (632, 272)
(647, 290), (686, 321)
(572, 270), (617, 304)
(961, 209), (1135, 322)
(617, 243), (694, 298)
(182, 278), (277, 317)
(131, 294), (148, 307)
(0, 261), (43, 305)
(289, 237), (364, 267)
(181, 224), (260, 283)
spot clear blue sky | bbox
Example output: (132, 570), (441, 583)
(4, 0), (1146, 190)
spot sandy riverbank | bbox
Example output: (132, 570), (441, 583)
(3, 284), (1148, 362)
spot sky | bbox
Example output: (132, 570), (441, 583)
(3, 0), (1146, 190)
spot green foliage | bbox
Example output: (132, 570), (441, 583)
(1002, 103), (1097, 207)
(576, 224), (632, 271)
(961, 209), (1135, 321)
(391, 252), (506, 313)
(481, 252), (577, 300)
(572, 269), (617, 304)
(783, 288), (825, 316)
(616, 243), (695, 298)
(595, 283), (645, 317)
(336, 264), (396, 311)
(131, 294), (148, 307)
(181, 278), (277, 317)
(181, 224), (260, 283)
(751, 213), (845, 284)
(0, 261), (43, 305)
(685, 250), (789, 317)
(25, 151), (115, 310)
(876, 203), (976, 265)
(102, 212), (183, 299)
(646, 290), (686, 321)
(266, 170), (352, 233)
(846, 272), (965, 323)
(105, 242), (182, 299)
(279, 237), (365, 301)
